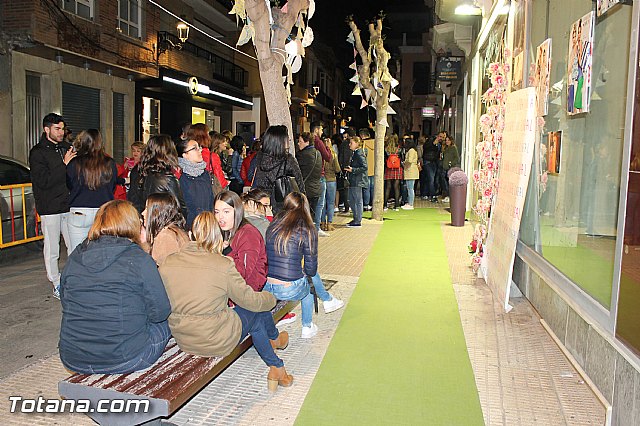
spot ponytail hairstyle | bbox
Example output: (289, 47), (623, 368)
(191, 211), (224, 254)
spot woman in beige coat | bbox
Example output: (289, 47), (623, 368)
(158, 212), (293, 392)
(402, 138), (420, 210)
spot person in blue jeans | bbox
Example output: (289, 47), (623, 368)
(345, 136), (368, 227)
(264, 192), (343, 339)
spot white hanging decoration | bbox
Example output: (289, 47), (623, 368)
(307, 0), (316, 20)
(380, 71), (392, 82)
(390, 78), (400, 89)
(349, 73), (360, 83)
(281, 2), (289, 13)
(379, 117), (389, 127)
(229, 0), (247, 20)
(349, 62), (357, 70)
(386, 106), (397, 115)
(265, 0), (274, 24)
(285, 39), (299, 57)
(354, 48), (358, 58)
(389, 91), (401, 102)
(361, 98), (369, 109)
(236, 22), (255, 47)
(302, 27), (314, 47)
(352, 85), (362, 96)
(364, 89), (374, 101)
(347, 32), (355, 45)
(289, 55), (303, 74)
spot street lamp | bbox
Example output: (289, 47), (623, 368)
(177, 22), (189, 43)
(340, 101), (346, 110)
(311, 84), (320, 97)
(455, 1), (482, 15)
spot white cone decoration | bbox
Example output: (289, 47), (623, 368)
(352, 85), (361, 96)
(349, 62), (357, 70)
(290, 55), (302, 73)
(354, 48), (358, 58)
(389, 91), (401, 102)
(390, 78), (399, 89)
(349, 73), (359, 83)
(347, 32), (355, 44)
(381, 70), (392, 82)
(379, 117), (389, 127)
(361, 98), (369, 109)
(307, 0), (316, 20)
(285, 40), (298, 56)
(302, 27), (314, 47)
(364, 88), (373, 101)
(386, 105), (397, 115)
(281, 2), (288, 13)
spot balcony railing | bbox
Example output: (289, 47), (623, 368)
(158, 32), (248, 88)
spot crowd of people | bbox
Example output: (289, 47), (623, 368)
(29, 112), (459, 392)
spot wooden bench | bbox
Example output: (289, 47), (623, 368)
(58, 300), (296, 426)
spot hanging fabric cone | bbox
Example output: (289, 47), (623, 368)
(281, 2), (288, 13)
(379, 117), (389, 127)
(347, 32), (355, 44)
(354, 48), (358, 58)
(349, 62), (357, 70)
(364, 88), (373, 101)
(389, 91), (401, 102)
(390, 78), (399, 89)
(380, 70), (392, 82)
(352, 85), (362, 96)
(307, 0), (316, 19)
(349, 73), (359, 83)
(360, 98), (369, 109)
(386, 105), (397, 115)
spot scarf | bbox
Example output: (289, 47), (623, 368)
(178, 157), (207, 177)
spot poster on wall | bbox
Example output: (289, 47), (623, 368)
(511, 0), (528, 90)
(547, 131), (562, 174)
(567, 12), (594, 115)
(481, 87), (537, 312)
(597, 0), (623, 17)
(535, 39), (552, 116)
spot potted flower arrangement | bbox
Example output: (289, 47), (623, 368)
(449, 170), (468, 226)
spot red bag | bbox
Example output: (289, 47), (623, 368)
(386, 153), (401, 169)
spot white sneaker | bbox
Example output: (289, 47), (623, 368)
(323, 297), (344, 313)
(318, 229), (330, 237)
(401, 204), (414, 210)
(301, 323), (318, 339)
(334, 207), (339, 213)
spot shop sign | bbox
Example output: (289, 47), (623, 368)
(421, 106), (436, 118)
(436, 57), (463, 81)
(188, 76), (199, 95)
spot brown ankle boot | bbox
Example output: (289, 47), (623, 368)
(320, 222), (327, 231)
(270, 331), (289, 350)
(267, 365), (294, 392)
(327, 222), (335, 232)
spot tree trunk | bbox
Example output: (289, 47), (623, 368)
(371, 86), (390, 221)
(258, 56), (293, 146)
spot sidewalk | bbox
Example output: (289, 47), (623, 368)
(0, 202), (606, 425)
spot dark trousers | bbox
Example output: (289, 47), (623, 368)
(308, 196), (319, 219)
(384, 179), (401, 208)
(424, 162), (438, 197)
(234, 306), (283, 367)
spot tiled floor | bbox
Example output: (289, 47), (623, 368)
(0, 201), (607, 425)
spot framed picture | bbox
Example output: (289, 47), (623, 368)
(567, 12), (594, 115)
(547, 131), (562, 174)
(535, 39), (552, 116)
(597, 0), (623, 17)
(511, 0), (529, 91)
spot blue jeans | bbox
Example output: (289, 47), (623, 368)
(264, 277), (314, 327)
(368, 176), (375, 205)
(61, 321), (171, 374)
(311, 272), (332, 302)
(424, 162), (438, 197)
(323, 181), (337, 223)
(234, 305), (283, 368)
(314, 177), (327, 230)
(405, 179), (415, 206)
(349, 186), (363, 225)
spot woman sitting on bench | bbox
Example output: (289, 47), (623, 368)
(158, 212), (293, 392)
(59, 200), (172, 374)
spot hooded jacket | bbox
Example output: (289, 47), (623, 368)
(159, 242), (276, 357)
(296, 145), (322, 198)
(59, 236), (171, 371)
(29, 134), (72, 215)
(252, 152), (305, 212)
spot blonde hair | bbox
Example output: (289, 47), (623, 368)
(88, 200), (141, 245)
(351, 136), (363, 149)
(385, 134), (398, 152)
(191, 211), (224, 254)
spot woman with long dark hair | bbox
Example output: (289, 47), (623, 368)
(158, 211), (292, 392)
(142, 193), (190, 265)
(176, 137), (214, 229)
(128, 134), (187, 219)
(264, 192), (343, 339)
(252, 125), (305, 213)
(242, 188), (272, 239)
(59, 200), (171, 374)
(66, 129), (118, 253)
(215, 190), (268, 292)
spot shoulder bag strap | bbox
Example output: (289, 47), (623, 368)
(303, 149), (319, 183)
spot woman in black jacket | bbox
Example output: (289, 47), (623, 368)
(251, 125), (305, 214)
(128, 134), (187, 220)
(59, 200), (171, 374)
(176, 138), (214, 229)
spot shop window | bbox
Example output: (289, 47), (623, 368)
(520, 0), (633, 309)
(118, 0), (141, 38)
(61, 0), (93, 20)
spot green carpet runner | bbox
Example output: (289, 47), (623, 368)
(295, 209), (484, 425)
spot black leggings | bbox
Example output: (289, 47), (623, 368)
(384, 179), (401, 208)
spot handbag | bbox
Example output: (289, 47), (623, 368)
(273, 158), (299, 203)
(210, 172), (223, 197)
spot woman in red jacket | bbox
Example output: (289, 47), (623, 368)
(214, 190), (267, 291)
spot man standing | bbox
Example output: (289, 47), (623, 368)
(310, 122), (332, 236)
(29, 113), (76, 299)
(296, 132), (325, 236)
(360, 128), (375, 211)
